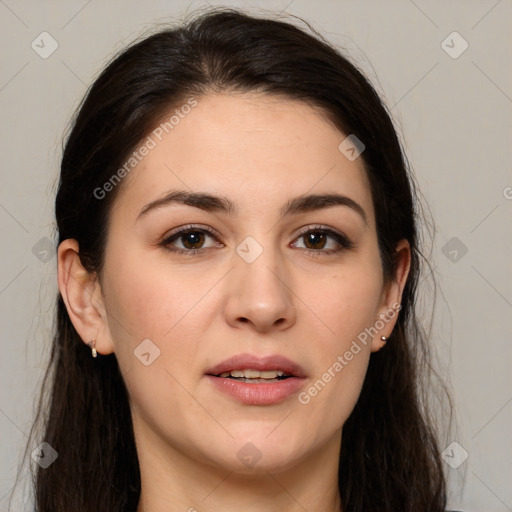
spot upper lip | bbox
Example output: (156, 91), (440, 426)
(205, 353), (307, 378)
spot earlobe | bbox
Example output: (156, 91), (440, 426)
(370, 239), (411, 353)
(57, 239), (114, 355)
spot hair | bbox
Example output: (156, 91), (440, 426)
(9, 6), (454, 512)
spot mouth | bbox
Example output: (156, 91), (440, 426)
(205, 352), (307, 380)
(214, 369), (293, 384)
(204, 353), (307, 405)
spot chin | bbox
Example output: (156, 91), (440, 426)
(206, 432), (309, 475)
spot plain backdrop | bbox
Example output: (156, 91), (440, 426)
(0, 1), (511, 510)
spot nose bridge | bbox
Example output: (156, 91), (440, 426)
(235, 233), (287, 293)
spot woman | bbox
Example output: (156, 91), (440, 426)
(13, 7), (452, 511)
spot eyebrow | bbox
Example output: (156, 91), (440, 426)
(137, 189), (368, 225)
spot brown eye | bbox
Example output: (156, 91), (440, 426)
(303, 231), (328, 250)
(160, 226), (221, 255)
(178, 231), (206, 250)
(292, 227), (354, 255)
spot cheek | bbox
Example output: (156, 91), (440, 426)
(103, 242), (201, 336)
(305, 261), (384, 347)
(102, 257), (207, 436)
(101, 245), (203, 376)
(101, 246), (235, 410)
(295, 259), (382, 417)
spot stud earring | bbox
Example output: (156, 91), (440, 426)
(87, 340), (98, 358)
(380, 335), (388, 346)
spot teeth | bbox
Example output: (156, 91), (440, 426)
(218, 369), (288, 379)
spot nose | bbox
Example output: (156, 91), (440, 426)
(223, 239), (297, 333)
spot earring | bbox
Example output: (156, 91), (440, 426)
(87, 340), (98, 358)
(380, 335), (388, 346)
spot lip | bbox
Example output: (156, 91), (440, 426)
(204, 353), (308, 406)
(205, 353), (307, 378)
(205, 375), (306, 405)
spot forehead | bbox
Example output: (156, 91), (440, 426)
(114, 92), (374, 224)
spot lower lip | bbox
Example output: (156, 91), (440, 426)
(205, 375), (306, 405)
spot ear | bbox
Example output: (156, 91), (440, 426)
(57, 239), (115, 355)
(370, 238), (411, 353)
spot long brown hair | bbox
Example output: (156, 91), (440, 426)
(9, 7), (453, 511)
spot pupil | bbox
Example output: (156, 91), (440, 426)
(182, 232), (204, 249)
(305, 232), (325, 250)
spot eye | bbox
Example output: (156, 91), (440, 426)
(160, 224), (354, 256)
(291, 225), (354, 255)
(160, 225), (222, 255)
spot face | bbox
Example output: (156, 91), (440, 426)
(63, 91), (408, 475)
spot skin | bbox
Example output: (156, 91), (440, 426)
(58, 91), (410, 512)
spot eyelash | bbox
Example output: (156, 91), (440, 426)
(159, 224), (355, 257)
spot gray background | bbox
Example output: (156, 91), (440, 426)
(1, 1), (511, 510)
